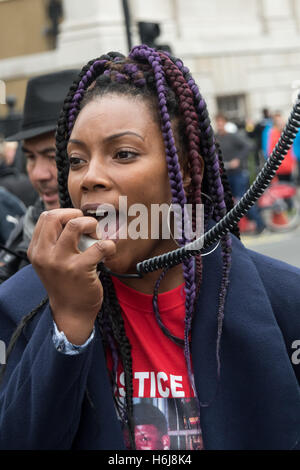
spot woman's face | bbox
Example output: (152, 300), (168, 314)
(67, 94), (179, 274)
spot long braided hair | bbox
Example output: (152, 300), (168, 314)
(0, 45), (239, 448)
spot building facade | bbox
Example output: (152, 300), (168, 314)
(1, 0), (300, 122)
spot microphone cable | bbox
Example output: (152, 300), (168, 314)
(99, 94), (300, 279)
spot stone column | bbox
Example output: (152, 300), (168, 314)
(57, 0), (128, 66)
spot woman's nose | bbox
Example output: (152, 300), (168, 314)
(80, 158), (112, 192)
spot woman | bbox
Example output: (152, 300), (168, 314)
(0, 45), (299, 450)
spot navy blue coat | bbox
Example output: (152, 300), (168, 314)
(0, 234), (299, 450)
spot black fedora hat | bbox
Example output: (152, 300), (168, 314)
(6, 69), (79, 141)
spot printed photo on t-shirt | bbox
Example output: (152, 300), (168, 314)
(118, 397), (204, 450)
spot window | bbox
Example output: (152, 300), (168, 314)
(216, 94), (247, 124)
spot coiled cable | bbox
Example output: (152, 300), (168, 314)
(100, 96), (300, 278)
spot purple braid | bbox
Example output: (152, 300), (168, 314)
(152, 268), (184, 347)
(160, 53), (204, 301)
(127, 55), (198, 382)
(170, 56), (233, 381)
(172, 58), (227, 219)
(67, 59), (110, 135)
(129, 45), (197, 393)
(129, 46), (187, 211)
(55, 46), (234, 420)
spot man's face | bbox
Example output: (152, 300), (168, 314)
(216, 117), (227, 134)
(22, 131), (59, 210)
(273, 114), (285, 131)
(4, 141), (18, 166)
(134, 424), (170, 450)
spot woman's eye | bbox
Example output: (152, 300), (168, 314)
(115, 150), (138, 160)
(69, 156), (85, 167)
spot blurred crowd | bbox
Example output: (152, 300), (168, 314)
(0, 70), (77, 284)
(215, 109), (300, 235)
(0, 70), (300, 282)
(0, 139), (37, 245)
(216, 109), (300, 185)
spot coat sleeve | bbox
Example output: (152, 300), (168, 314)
(0, 267), (95, 449)
(248, 249), (300, 385)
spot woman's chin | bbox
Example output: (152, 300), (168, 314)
(102, 255), (135, 276)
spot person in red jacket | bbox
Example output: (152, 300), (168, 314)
(268, 112), (297, 182)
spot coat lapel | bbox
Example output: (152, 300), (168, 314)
(72, 326), (125, 449)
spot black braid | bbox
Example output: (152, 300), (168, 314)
(215, 141), (241, 239)
(0, 296), (49, 386)
(99, 272), (135, 449)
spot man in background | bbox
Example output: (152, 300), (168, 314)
(0, 69), (78, 284)
(0, 186), (26, 245)
(0, 139), (37, 207)
(253, 108), (273, 163)
(215, 113), (265, 234)
(215, 112), (251, 199)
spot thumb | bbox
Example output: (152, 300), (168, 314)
(80, 238), (117, 268)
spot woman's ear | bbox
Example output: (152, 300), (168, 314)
(182, 155), (205, 194)
(183, 173), (192, 191)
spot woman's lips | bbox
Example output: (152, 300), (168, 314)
(82, 207), (127, 240)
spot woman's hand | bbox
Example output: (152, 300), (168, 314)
(27, 208), (117, 345)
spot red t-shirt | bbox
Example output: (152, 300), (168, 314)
(106, 277), (203, 451)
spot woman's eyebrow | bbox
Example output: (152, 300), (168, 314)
(68, 132), (144, 148)
(103, 131), (144, 142)
(68, 139), (86, 147)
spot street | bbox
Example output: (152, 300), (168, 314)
(241, 224), (300, 269)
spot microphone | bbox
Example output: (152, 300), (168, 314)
(78, 234), (99, 252)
